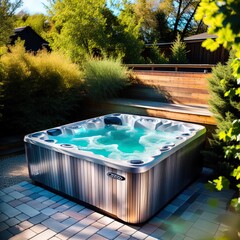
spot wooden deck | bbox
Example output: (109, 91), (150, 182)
(97, 98), (216, 125)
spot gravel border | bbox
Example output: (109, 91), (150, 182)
(0, 154), (30, 189)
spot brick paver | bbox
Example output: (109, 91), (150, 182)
(0, 167), (237, 240)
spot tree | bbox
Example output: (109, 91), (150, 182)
(170, 34), (188, 63)
(195, 0), (240, 212)
(50, 0), (108, 62)
(49, 0), (145, 63)
(159, 0), (206, 40)
(0, 0), (22, 46)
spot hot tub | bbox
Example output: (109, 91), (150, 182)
(24, 113), (206, 224)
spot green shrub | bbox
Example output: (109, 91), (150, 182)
(0, 43), (84, 134)
(170, 34), (188, 64)
(144, 44), (169, 64)
(83, 58), (130, 101)
(205, 52), (240, 176)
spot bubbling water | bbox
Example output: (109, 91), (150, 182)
(48, 125), (188, 161)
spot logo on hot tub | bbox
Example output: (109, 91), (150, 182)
(107, 172), (125, 181)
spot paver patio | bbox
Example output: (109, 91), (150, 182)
(0, 154), (237, 240)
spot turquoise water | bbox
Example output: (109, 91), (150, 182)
(49, 125), (182, 161)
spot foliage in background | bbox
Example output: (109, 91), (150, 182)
(0, 0), (22, 46)
(206, 52), (240, 177)
(143, 44), (169, 64)
(0, 42), (84, 134)
(169, 34), (188, 63)
(83, 58), (130, 101)
(14, 13), (52, 42)
(196, 0), (240, 213)
(50, 0), (145, 64)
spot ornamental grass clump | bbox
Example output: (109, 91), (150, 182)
(0, 42), (84, 134)
(84, 58), (130, 101)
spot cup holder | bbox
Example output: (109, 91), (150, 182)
(60, 144), (74, 148)
(160, 146), (171, 152)
(129, 160), (144, 164)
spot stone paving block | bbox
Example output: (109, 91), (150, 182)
(38, 190), (55, 198)
(21, 189), (35, 196)
(193, 218), (218, 234)
(0, 191), (5, 197)
(145, 236), (159, 240)
(171, 218), (193, 234)
(18, 196), (32, 203)
(56, 222), (86, 240)
(16, 204), (40, 217)
(61, 217), (78, 228)
(30, 186), (44, 193)
(88, 212), (104, 221)
(18, 220), (33, 230)
(98, 227), (121, 239)
(30, 229), (56, 240)
(69, 204), (85, 212)
(91, 221), (105, 230)
(35, 196), (49, 203)
(8, 199), (22, 207)
(8, 228), (36, 240)
(8, 191), (25, 200)
(0, 202), (21, 217)
(0, 195), (15, 202)
(42, 218), (68, 233)
(164, 204), (179, 213)
(150, 228), (166, 239)
(107, 221), (123, 230)
(27, 200), (47, 211)
(30, 224), (47, 234)
(0, 222), (9, 232)
(41, 207), (58, 216)
(160, 231), (175, 240)
(51, 195), (64, 203)
(79, 225), (99, 236)
(15, 213), (30, 222)
(79, 208), (94, 216)
(2, 186), (15, 194)
(8, 225), (24, 235)
(114, 233), (131, 240)
(139, 223), (158, 235)
(63, 210), (85, 221)
(42, 199), (56, 207)
(79, 217), (96, 227)
(97, 216), (114, 225)
(51, 212), (69, 222)
(28, 193), (42, 200)
(156, 209), (172, 220)
(171, 233), (185, 240)
(186, 226), (213, 239)
(88, 233), (108, 240)
(118, 225), (138, 235)
(131, 230), (149, 239)
(18, 182), (30, 187)
(0, 213), (9, 222)
(199, 211), (219, 223)
(148, 216), (162, 227)
(5, 218), (20, 227)
(28, 213), (49, 225)
(0, 229), (13, 240)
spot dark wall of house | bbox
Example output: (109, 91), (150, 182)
(10, 26), (50, 52)
(156, 41), (229, 64)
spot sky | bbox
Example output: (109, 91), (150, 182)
(17, 0), (49, 14)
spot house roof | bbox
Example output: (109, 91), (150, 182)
(184, 32), (217, 42)
(10, 26), (50, 52)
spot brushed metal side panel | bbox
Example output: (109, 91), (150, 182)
(25, 134), (203, 224)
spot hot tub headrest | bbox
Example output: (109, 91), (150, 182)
(104, 116), (122, 125)
(47, 128), (62, 136)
